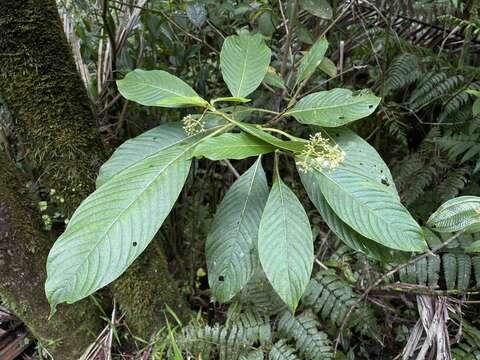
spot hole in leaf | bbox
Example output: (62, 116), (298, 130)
(368, 105), (373, 109)
(338, 116), (345, 120)
(133, 242), (138, 247)
(218, 276), (225, 282)
(381, 178), (390, 186)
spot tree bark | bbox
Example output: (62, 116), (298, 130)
(0, 0), (104, 213)
(0, 0), (190, 348)
(0, 155), (104, 359)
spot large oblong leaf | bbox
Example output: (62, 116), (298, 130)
(206, 158), (269, 302)
(258, 176), (314, 312)
(297, 128), (426, 252)
(97, 123), (186, 187)
(285, 89), (380, 127)
(294, 37), (329, 88)
(97, 120), (225, 187)
(299, 169), (392, 261)
(193, 132), (275, 160)
(220, 33), (272, 98)
(117, 69), (204, 107)
(427, 196), (480, 233)
(45, 134), (211, 312)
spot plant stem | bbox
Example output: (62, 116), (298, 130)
(262, 127), (297, 140)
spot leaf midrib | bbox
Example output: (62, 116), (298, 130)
(319, 169), (420, 249)
(59, 143), (194, 297)
(134, 80), (197, 99)
(100, 126), (223, 186)
(277, 179), (294, 303)
(235, 37), (252, 97)
(286, 95), (376, 116)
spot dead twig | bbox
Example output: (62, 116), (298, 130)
(334, 231), (464, 354)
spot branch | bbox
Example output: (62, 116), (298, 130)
(334, 230), (464, 354)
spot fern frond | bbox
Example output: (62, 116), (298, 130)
(239, 350), (264, 360)
(238, 270), (286, 316)
(437, 167), (469, 201)
(443, 253), (458, 290)
(181, 310), (271, 360)
(452, 320), (480, 359)
(301, 270), (379, 338)
(473, 256), (480, 287)
(385, 53), (421, 94)
(439, 91), (470, 122)
(427, 255), (441, 288)
(456, 254), (472, 291)
(269, 339), (300, 360)
(277, 311), (334, 360)
(436, 133), (480, 173)
(409, 73), (464, 110)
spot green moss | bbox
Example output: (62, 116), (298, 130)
(0, 0), (105, 214)
(111, 239), (191, 338)
(0, 156), (104, 359)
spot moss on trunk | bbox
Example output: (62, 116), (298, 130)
(0, 0), (191, 345)
(111, 239), (191, 338)
(0, 0), (104, 213)
(0, 156), (104, 359)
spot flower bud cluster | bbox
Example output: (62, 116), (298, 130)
(297, 133), (345, 172)
(182, 114), (205, 135)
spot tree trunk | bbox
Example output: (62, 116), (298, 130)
(0, 0), (104, 213)
(0, 155), (104, 359)
(0, 0), (190, 347)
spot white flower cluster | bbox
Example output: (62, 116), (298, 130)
(182, 114), (205, 135)
(297, 133), (345, 173)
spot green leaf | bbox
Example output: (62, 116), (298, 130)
(193, 132), (275, 160)
(473, 98), (480, 116)
(45, 133), (214, 312)
(117, 69), (202, 107)
(264, 71), (286, 90)
(186, 2), (206, 28)
(465, 89), (480, 97)
(220, 33), (272, 98)
(297, 128), (426, 252)
(206, 158), (269, 302)
(299, 169), (393, 260)
(427, 196), (480, 233)
(211, 96), (251, 104)
(258, 175), (314, 311)
(300, 0), (333, 19)
(319, 57), (337, 78)
(96, 122), (224, 187)
(235, 122), (306, 153)
(465, 240), (480, 253)
(285, 89), (381, 127)
(155, 96), (209, 107)
(294, 37), (329, 88)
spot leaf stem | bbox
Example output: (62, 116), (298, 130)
(273, 150), (281, 182)
(261, 127), (297, 140)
